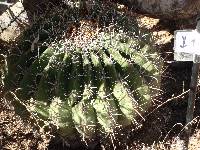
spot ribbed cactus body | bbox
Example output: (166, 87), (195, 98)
(2, 2), (163, 140)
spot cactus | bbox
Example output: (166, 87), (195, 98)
(2, 1), (163, 141)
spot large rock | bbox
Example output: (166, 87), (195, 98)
(0, 0), (17, 15)
(0, 1), (29, 41)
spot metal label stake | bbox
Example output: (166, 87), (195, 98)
(174, 16), (200, 150)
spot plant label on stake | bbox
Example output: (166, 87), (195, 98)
(174, 30), (200, 62)
(174, 27), (200, 149)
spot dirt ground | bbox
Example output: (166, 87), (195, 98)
(1, 2), (200, 150)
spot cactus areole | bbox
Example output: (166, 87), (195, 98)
(2, 3), (163, 140)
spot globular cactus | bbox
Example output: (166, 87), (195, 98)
(2, 1), (163, 141)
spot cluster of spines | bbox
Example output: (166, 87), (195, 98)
(3, 30), (162, 139)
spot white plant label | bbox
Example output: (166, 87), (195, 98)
(174, 30), (200, 62)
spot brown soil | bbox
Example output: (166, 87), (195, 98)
(1, 2), (200, 150)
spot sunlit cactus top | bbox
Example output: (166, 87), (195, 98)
(2, 1), (163, 139)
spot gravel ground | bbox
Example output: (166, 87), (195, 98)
(1, 2), (200, 150)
